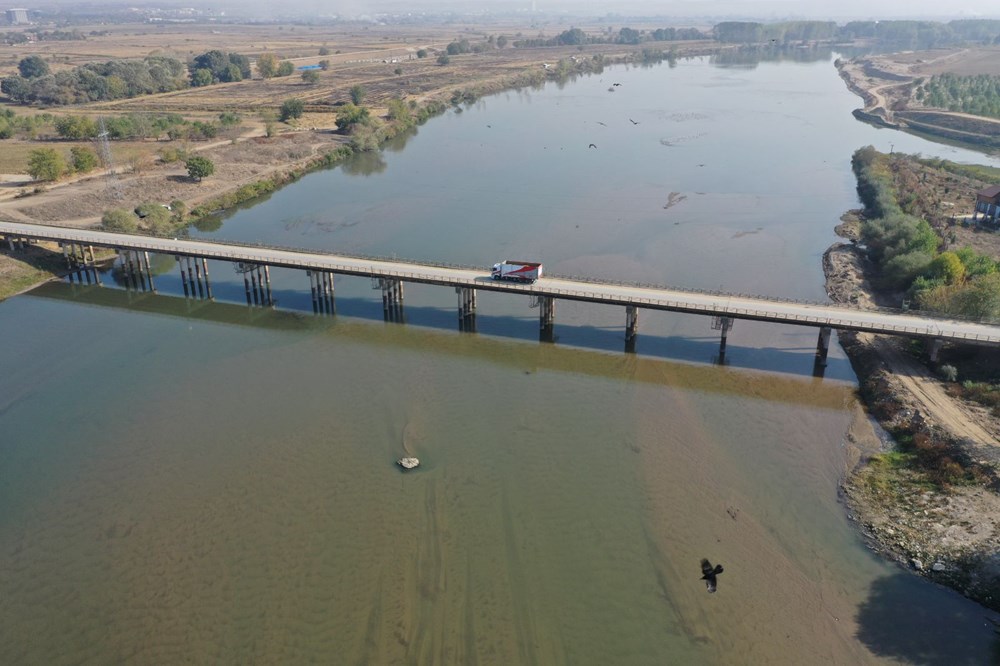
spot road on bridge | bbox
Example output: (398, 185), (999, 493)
(2, 221), (1000, 345)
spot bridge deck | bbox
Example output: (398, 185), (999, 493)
(3, 221), (999, 345)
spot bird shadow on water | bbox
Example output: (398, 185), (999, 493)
(855, 573), (1000, 665)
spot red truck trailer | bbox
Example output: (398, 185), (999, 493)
(491, 260), (542, 283)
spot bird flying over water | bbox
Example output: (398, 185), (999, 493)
(596, 121), (607, 126)
(629, 118), (639, 125)
(613, 82), (622, 87)
(701, 559), (724, 593)
(588, 143), (597, 149)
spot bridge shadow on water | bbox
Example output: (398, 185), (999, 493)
(855, 572), (1000, 665)
(28, 281), (858, 403)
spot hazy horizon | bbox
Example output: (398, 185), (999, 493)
(24, 0), (1000, 20)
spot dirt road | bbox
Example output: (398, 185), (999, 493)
(871, 334), (998, 445)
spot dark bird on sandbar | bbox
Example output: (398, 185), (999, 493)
(700, 559), (724, 593)
(629, 118), (639, 125)
(588, 143), (597, 149)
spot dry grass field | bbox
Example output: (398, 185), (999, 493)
(0, 20), (713, 228)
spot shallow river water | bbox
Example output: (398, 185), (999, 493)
(2, 53), (999, 664)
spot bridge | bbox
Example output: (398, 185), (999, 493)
(4, 221), (1000, 368)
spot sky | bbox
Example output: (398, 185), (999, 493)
(28, 0), (1000, 20)
(313, 0), (1000, 19)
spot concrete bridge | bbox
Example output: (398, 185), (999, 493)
(4, 221), (1000, 368)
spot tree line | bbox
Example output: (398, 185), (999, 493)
(714, 19), (1000, 48)
(1, 55), (188, 105)
(852, 146), (1000, 320)
(0, 47), (306, 105)
(916, 73), (1000, 120)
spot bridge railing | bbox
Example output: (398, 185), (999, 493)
(6, 222), (1000, 333)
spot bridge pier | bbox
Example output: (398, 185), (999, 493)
(380, 278), (404, 323)
(713, 316), (733, 363)
(815, 326), (832, 367)
(312, 270), (333, 314)
(927, 337), (944, 363)
(625, 305), (639, 342)
(625, 305), (640, 354)
(184, 257), (199, 298)
(78, 245), (93, 285)
(201, 258), (213, 300)
(143, 251), (156, 292)
(263, 265), (273, 307)
(250, 268), (261, 305)
(539, 296), (555, 342)
(457, 287), (477, 332)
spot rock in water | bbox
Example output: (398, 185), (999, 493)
(397, 457), (420, 470)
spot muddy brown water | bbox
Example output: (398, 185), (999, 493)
(2, 54), (1000, 664)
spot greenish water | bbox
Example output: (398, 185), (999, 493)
(2, 54), (999, 664)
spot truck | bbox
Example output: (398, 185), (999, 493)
(491, 260), (542, 283)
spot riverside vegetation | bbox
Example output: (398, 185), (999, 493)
(838, 147), (1000, 612)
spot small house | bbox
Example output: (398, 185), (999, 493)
(973, 185), (1000, 227)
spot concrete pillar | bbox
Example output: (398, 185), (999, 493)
(243, 272), (252, 306)
(194, 256), (205, 298)
(143, 251), (155, 292)
(316, 271), (330, 314)
(927, 338), (944, 363)
(89, 246), (101, 286)
(177, 256), (189, 297)
(201, 258), (213, 299)
(718, 316), (733, 359)
(185, 257), (196, 296)
(625, 305), (639, 342)
(61, 243), (71, 267)
(250, 269), (260, 306)
(539, 296), (555, 342)
(815, 326), (832, 367)
(308, 271), (318, 312)
(263, 265), (273, 307)
(6, 237), (14, 252)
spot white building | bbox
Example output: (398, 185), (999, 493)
(6, 8), (29, 24)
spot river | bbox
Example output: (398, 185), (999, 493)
(1, 53), (999, 664)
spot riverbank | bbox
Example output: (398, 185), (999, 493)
(836, 48), (1000, 150)
(825, 227), (1000, 612)
(0, 39), (720, 299)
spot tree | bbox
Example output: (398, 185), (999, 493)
(416, 49), (428, 58)
(70, 146), (98, 173)
(223, 63), (243, 82)
(349, 84), (365, 105)
(319, 46), (331, 55)
(27, 148), (65, 182)
(170, 199), (186, 222)
(319, 59), (330, 71)
(192, 68), (214, 87)
(134, 202), (172, 231)
(18, 55), (49, 79)
(928, 251), (966, 285)
(497, 35), (508, 48)
(185, 155), (215, 181)
(301, 69), (320, 84)
(335, 103), (369, 131)
(101, 208), (138, 232)
(277, 61), (295, 77)
(54, 115), (98, 139)
(437, 54), (450, 65)
(280, 98), (305, 121)
(1, 76), (31, 103)
(257, 53), (278, 79)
